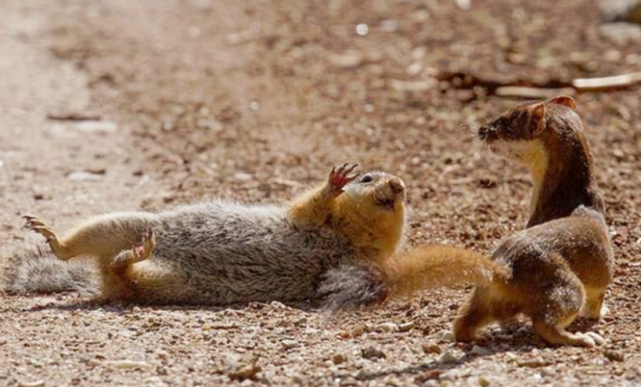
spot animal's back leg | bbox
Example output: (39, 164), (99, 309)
(23, 213), (155, 261)
(530, 268), (603, 347)
(453, 288), (496, 342)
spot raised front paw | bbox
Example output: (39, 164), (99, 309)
(23, 215), (58, 242)
(328, 163), (359, 195)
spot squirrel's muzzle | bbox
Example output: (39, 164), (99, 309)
(373, 176), (406, 210)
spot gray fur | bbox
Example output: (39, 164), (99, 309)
(3, 246), (100, 295)
(7, 201), (362, 305)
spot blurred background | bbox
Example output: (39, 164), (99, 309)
(25, 0), (640, 244)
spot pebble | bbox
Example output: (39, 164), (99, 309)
(470, 345), (490, 356)
(422, 342), (442, 354)
(478, 376), (491, 386)
(375, 322), (397, 332)
(600, 23), (641, 44)
(66, 171), (103, 182)
(439, 330), (455, 342)
(18, 381), (45, 387)
(361, 346), (386, 360)
(390, 79), (434, 92)
(233, 172), (253, 182)
(329, 51), (363, 68)
(517, 357), (549, 368)
(398, 321), (415, 332)
(332, 354), (347, 365)
(604, 349), (625, 362)
(438, 349), (459, 364)
(105, 360), (153, 370)
(228, 363), (261, 381)
(73, 120), (118, 133)
(282, 339), (299, 349)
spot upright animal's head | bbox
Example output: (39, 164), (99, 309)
(477, 95), (583, 167)
(333, 169), (406, 262)
(478, 95), (600, 220)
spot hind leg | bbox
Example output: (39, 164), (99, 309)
(23, 215), (71, 260)
(98, 230), (157, 301)
(531, 276), (604, 347)
(110, 229), (157, 269)
(581, 286), (609, 319)
(24, 213), (154, 260)
(453, 288), (496, 342)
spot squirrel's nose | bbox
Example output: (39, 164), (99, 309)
(388, 177), (405, 194)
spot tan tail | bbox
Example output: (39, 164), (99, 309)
(320, 245), (507, 311)
(383, 245), (507, 298)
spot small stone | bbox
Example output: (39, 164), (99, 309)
(439, 330), (455, 342)
(398, 321), (415, 332)
(470, 345), (489, 356)
(390, 79), (434, 92)
(422, 342), (442, 354)
(18, 381), (45, 387)
(67, 171), (103, 182)
(282, 339), (299, 349)
(361, 346), (386, 360)
(229, 363), (261, 381)
(332, 354), (347, 365)
(478, 376), (491, 386)
(233, 172), (253, 182)
(73, 120), (118, 133)
(517, 358), (549, 368)
(375, 322), (397, 332)
(600, 23), (641, 44)
(355, 23), (368, 36)
(604, 349), (625, 362)
(329, 51), (363, 68)
(106, 360), (153, 370)
(438, 349), (459, 364)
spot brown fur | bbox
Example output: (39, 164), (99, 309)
(454, 96), (613, 347)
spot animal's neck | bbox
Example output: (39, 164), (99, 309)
(527, 138), (603, 228)
(331, 200), (405, 262)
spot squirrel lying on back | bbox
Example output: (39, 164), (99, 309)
(329, 96), (613, 347)
(4, 164), (407, 305)
(4, 163), (500, 306)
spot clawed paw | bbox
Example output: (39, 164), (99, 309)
(132, 229), (157, 261)
(328, 163), (359, 194)
(574, 331), (605, 347)
(23, 215), (58, 242)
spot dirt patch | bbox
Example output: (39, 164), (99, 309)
(1, 0), (640, 385)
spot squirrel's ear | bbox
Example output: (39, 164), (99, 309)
(529, 102), (546, 136)
(548, 95), (577, 110)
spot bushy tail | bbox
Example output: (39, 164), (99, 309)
(1, 245), (100, 295)
(320, 245), (507, 310)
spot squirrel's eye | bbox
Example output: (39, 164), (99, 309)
(360, 174), (373, 183)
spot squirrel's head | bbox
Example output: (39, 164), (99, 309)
(477, 95), (582, 166)
(333, 171), (406, 262)
(341, 171), (406, 215)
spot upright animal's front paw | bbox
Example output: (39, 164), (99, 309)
(23, 215), (58, 242)
(328, 163), (359, 195)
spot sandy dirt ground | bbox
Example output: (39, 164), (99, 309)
(1, 0), (640, 386)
